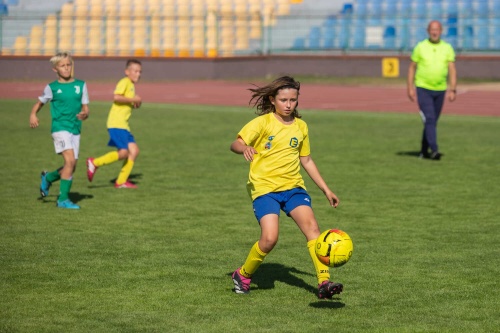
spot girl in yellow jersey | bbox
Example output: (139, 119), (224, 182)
(230, 76), (342, 299)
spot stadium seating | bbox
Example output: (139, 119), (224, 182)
(3, 0), (500, 56)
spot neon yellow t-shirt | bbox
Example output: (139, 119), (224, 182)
(411, 39), (455, 91)
(106, 77), (135, 130)
(237, 112), (311, 201)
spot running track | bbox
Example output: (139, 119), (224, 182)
(1, 81), (498, 116)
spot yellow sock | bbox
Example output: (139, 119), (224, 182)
(308, 239), (330, 285)
(240, 241), (268, 278)
(116, 159), (134, 185)
(94, 151), (119, 167)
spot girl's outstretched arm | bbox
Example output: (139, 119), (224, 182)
(300, 155), (339, 207)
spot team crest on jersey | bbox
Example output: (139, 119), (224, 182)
(264, 136), (275, 150)
(289, 137), (299, 148)
(74, 85), (81, 94)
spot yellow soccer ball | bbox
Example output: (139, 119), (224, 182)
(315, 229), (353, 267)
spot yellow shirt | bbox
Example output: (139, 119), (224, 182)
(106, 77), (135, 130)
(238, 112), (311, 200)
(411, 39), (455, 91)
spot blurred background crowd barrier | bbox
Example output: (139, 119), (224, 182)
(0, 0), (499, 57)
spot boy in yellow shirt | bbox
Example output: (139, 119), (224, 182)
(87, 59), (142, 188)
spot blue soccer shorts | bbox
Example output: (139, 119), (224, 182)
(107, 128), (135, 150)
(252, 187), (312, 223)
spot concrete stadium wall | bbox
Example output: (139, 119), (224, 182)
(1, 55), (500, 81)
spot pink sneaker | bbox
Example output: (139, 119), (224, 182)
(232, 268), (251, 294)
(114, 181), (138, 189)
(318, 281), (343, 299)
(86, 157), (98, 182)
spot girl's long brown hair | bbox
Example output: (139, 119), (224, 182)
(248, 76), (301, 118)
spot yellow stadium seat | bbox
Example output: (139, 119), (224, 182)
(28, 25), (43, 55)
(74, 0), (89, 6)
(2, 47), (13, 55)
(176, 3), (189, 15)
(206, 0), (218, 11)
(60, 2), (74, 18)
(118, 5), (132, 17)
(276, 0), (290, 15)
(88, 40), (102, 55)
(13, 36), (28, 55)
(134, 5), (147, 17)
(44, 16), (58, 53)
(43, 31), (57, 54)
(89, 5), (103, 17)
(74, 4), (89, 16)
(249, 13), (262, 38)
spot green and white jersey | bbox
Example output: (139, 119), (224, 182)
(38, 79), (89, 134)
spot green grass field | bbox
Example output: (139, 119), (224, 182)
(1, 99), (499, 333)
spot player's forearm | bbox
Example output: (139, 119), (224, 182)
(30, 101), (43, 116)
(113, 94), (137, 104)
(301, 158), (330, 193)
(407, 64), (416, 90)
(230, 140), (246, 154)
(448, 64), (457, 91)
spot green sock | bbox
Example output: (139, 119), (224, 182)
(58, 179), (72, 202)
(46, 170), (61, 183)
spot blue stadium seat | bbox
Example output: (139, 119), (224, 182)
(493, 1), (500, 12)
(445, 1), (459, 16)
(323, 37), (335, 49)
(292, 37), (305, 50)
(462, 26), (473, 49)
(309, 27), (322, 49)
(385, 0), (398, 13)
(475, 19), (489, 49)
(370, 1), (382, 16)
(351, 22), (365, 49)
(323, 26), (336, 49)
(475, 0), (489, 16)
(0, 4), (8, 15)
(325, 16), (337, 27)
(446, 27), (457, 49)
(461, 0), (473, 17)
(355, 2), (368, 16)
(399, 0), (413, 16)
(429, 1), (443, 18)
(342, 3), (353, 15)
(414, 2), (427, 18)
(383, 26), (396, 49)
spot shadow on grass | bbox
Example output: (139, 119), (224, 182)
(87, 173), (143, 188)
(250, 263), (316, 294)
(309, 300), (345, 309)
(38, 192), (94, 204)
(229, 263), (345, 308)
(396, 151), (421, 158)
(108, 173), (143, 185)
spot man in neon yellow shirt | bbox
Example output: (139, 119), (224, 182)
(407, 20), (457, 160)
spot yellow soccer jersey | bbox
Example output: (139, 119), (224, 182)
(106, 77), (136, 130)
(238, 112), (311, 200)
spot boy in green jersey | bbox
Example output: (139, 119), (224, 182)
(29, 52), (90, 209)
